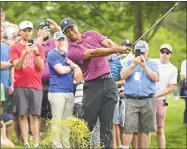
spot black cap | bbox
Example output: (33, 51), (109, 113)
(121, 39), (133, 46)
(60, 18), (76, 33)
(38, 21), (50, 30)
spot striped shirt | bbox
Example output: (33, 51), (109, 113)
(74, 82), (84, 104)
(108, 58), (122, 81)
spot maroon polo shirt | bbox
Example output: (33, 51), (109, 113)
(67, 30), (110, 81)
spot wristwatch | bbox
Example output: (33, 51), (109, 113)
(130, 63), (136, 68)
(35, 53), (40, 57)
(72, 64), (79, 69)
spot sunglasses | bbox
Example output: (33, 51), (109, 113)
(160, 50), (170, 55)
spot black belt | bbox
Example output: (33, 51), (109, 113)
(125, 95), (153, 100)
(97, 73), (112, 80)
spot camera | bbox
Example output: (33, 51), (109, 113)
(28, 39), (34, 46)
(135, 49), (141, 57)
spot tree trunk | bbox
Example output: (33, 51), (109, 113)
(134, 2), (143, 41)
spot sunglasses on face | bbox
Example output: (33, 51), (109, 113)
(160, 50), (170, 55)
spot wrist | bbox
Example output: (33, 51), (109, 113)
(130, 63), (136, 69)
(35, 53), (40, 57)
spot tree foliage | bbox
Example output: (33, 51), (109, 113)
(1, 1), (186, 71)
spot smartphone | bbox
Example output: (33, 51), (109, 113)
(28, 39), (34, 46)
(135, 49), (141, 57)
(3, 36), (8, 40)
(45, 21), (50, 28)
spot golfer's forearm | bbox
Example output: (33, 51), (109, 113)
(90, 48), (120, 57)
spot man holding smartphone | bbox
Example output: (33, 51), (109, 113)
(121, 40), (159, 149)
(10, 20), (45, 148)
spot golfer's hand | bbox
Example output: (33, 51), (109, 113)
(117, 46), (131, 54)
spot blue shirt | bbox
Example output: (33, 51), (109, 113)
(108, 59), (122, 81)
(123, 58), (159, 97)
(0, 43), (11, 88)
(47, 50), (74, 93)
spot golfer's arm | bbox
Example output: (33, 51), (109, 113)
(101, 39), (119, 48)
(83, 47), (120, 60)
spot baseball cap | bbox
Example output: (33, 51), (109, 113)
(135, 40), (148, 52)
(38, 21), (50, 30)
(121, 39), (133, 46)
(60, 18), (76, 33)
(160, 44), (172, 53)
(54, 31), (66, 40)
(19, 21), (33, 30)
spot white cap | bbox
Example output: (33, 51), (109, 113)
(135, 40), (149, 52)
(19, 21), (33, 30)
(160, 44), (172, 53)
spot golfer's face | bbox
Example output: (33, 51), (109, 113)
(64, 26), (79, 41)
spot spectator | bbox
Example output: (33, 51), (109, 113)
(180, 59), (187, 124)
(47, 31), (81, 148)
(0, 25), (14, 141)
(60, 18), (129, 148)
(35, 19), (61, 131)
(0, 83), (14, 148)
(154, 44), (178, 148)
(10, 20), (45, 148)
(121, 40), (159, 149)
(1, 8), (18, 45)
(108, 53), (124, 148)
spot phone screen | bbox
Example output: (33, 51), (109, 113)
(28, 39), (33, 46)
(3, 36), (8, 40)
(45, 21), (50, 28)
(135, 49), (141, 57)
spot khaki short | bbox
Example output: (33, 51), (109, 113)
(123, 97), (157, 133)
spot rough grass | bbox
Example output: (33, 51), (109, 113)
(3, 96), (186, 148)
(150, 96), (186, 149)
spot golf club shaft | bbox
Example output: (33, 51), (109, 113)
(131, 1), (179, 48)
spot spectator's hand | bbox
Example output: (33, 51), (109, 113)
(140, 55), (146, 68)
(119, 91), (124, 97)
(47, 19), (61, 31)
(9, 85), (14, 95)
(23, 46), (32, 56)
(133, 56), (142, 65)
(31, 45), (40, 55)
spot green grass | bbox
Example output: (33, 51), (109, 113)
(3, 96), (187, 148)
(150, 96), (186, 149)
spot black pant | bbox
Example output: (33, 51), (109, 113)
(184, 98), (187, 124)
(41, 81), (52, 119)
(82, 77), (118, 148)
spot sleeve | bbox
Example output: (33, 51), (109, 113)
(150, 61), (159, 77)
(169, 67), (178, 84)
(89, 30), (107, 44)
(47, 52), (61, 68)
(180, 60), (186, 75)
(10, 45), (19, 62)
(67, 45), (86, 64)
(120, 59), (132, 77)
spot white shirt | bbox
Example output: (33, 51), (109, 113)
(155, 61), (178, 100)
(180, 59), (186, 76)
